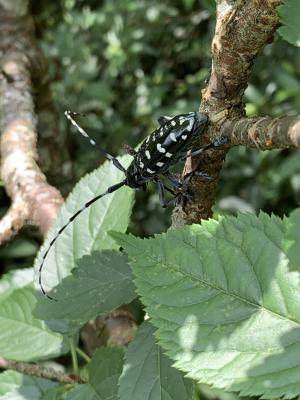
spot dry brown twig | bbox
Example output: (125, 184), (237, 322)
(0, 358), (82, 384)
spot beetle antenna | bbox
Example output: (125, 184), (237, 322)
(39, 180), (126, 301)
(65, 111), (126, 173)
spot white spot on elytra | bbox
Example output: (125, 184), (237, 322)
(90, 139), (96, 145)
(170, 132), (177, 142)
(181, 134), (187, 140)
(179, 118), (185, 125)
(139, 162), (144, 168)
(171, 120), (176, 126)
(166, 152), (172, 158)
(156, 162), (164, 167)
(145, 150), (151, 159)
(157, 143), (166, 153)
(146, 136), (150, 143)
(147, 168), (155, 174)
(187, 118), (194, 131)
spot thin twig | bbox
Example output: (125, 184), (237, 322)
(221, 115), (300, 149)
(0, 358), (83, 384)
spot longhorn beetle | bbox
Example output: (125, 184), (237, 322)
(39, 111), (226, 300)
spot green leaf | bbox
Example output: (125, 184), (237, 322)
(112, 213), (300, 399)
(34, 156), (134, 296)
(0, 237), (38, 259)
(64, 385), (96, 400)
(181, 0), (195, 12)
(278, 0), (300, 47)
(65, 347), (124, 400)
(0, 268), (34, 301)
(41, 385), (67, 400)
(0, 370), (57, 400)
(87, 347), (124, 399)
(285, 208), (300, 273)
(119, 321), (193, 400)
(0, 235), (38, 259)
(198, 383), (251, 400)
(34, 251), (136, 324)
(0, 286), (67, 361)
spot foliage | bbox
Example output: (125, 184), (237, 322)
(0, 269), (67, 362)
(64, 347), (124, 400)
(118, 321), (193, 400)
(278, 0), (300, 46)
(33, 154), (133, 297)
(1, 1), (300, 400)
(0, 370), (57, 400)
(34, 251), (136, 328)
(1, 0), (300, 273)
(113, 211), (300, 398)
(2, 180), (300, 398)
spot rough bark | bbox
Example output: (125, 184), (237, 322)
(0, 2), (64, 243)
(172, 0), (282, 226)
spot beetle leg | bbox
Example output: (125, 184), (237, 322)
(157, 181), (169, 208)
(167, 174), (183, 189)
(192, 171), (212, 179)
(181, 136), (227, 159)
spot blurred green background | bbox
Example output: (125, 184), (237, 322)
(1, 0), (300, 274)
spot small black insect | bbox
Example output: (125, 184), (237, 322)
(39, 111), (225, 299)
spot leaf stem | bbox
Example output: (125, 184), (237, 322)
(193, 381), (201, 400)
(69, 337), (79, 375)
(76, 347), (91, 363)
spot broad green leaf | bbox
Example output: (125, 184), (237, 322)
(34, 251), (136, 324)
(34, 155), (134, 296)
(285, 208), (300, 273)
(0, 268), (34, 301)
(119, 321), (193, 400)
(64, 385), (96, 400)
(87, 347), (124, 400)
(65, 347), (124, 400)
(199, 383), (252, 400)
(41, 385), (66, 400)
(0, 286), (67, 361)
(0, 237), (38, 259)
(0, 370), (57, 400)
(278, 0), (300, 47)
(113, 213), (300, 399)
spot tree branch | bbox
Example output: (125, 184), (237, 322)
(222, 115), (300, 149)
(172, 0), (282, 226)
(0, 196), (29, 244)
(0, 4), (64, 244)
(0, 358), (82, 384)
(203, 0), (280, 112)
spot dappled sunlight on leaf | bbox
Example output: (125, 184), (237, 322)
(113, 212), (300, 398)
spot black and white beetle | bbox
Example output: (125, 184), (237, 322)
(39, 111), (226, 299)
